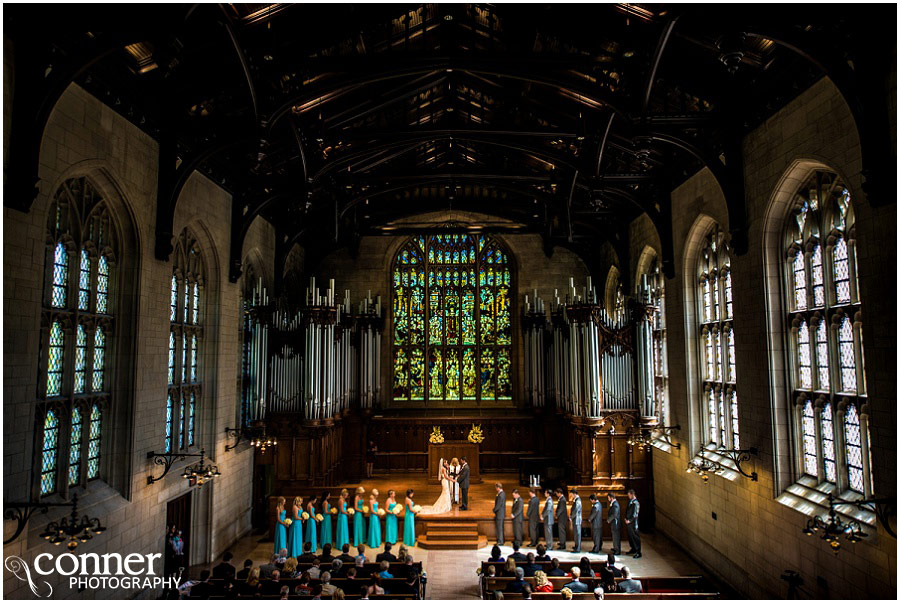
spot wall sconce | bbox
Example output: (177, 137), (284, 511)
(180, 449), (220, 488)
(225, 423), (277, 453)
(803, 492), (896, 554)
(4, 494), (104, 548)
(686, 448), (758, 483)
(147, 449), (207, 485)
(651, 424), (681, 449)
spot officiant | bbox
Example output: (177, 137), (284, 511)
(449, 458), (461, 505)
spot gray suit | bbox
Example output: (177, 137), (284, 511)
(493, 490), (507, 545)
(458, 464), (470, 509)
(570, 495), (583, 551)
(607, 498), (621, 554)
(526, 496), (540, 546)
(588, 501), (604, 553)
(511, 497), (524, 545)
(542, 496), (554, 545)
(626, 498), (641, 553)
(555, 495), (569, 549)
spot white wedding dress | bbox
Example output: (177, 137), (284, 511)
(418, 459), (453, 516)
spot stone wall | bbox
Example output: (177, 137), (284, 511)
(630, 77), (896, 598)
(3, 83), (275, 598)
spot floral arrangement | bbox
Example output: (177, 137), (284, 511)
(315, 513), (324, 522)
(330, 507), (338, 515)
(429, 426), (445, 444)
(347, 508), (356, 516)
(392, 505), (404, 516)
(362, 505), (370, 513)
(412, 504), (423, 514)
(377, 508), (386, 517)
(283, 518), (293, 527)
(301, 512), (310, 520)
(467, 424), (485, 444)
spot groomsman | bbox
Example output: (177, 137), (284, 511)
(588, 494), (604, 554)
(625, 489), (642, 558)
(570, 488), (583, 552)
(554, 489), (569, 550)
(511, 489), (525, 546)
(606, 492), (621, 555)
(526, 489), (540, 547)
(541, 490), (555, 546)
(493, 483), (507, 546)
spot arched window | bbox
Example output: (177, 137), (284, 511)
(39, 177), (117, 497)
(638, 255), (669, 426)
(697, 225), (740, 449)
(392, 233), (513, 403)
(782, 171), (870, 494)
(166, 229), (204, 453)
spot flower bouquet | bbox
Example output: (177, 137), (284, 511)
(362, 505), (370, 513)
(330, 507), (338, 515)
(412, 505), (423, 514)
(284, 518), (293, 527)
(347, 508), (356, 516)
(377, 508), (386, 517)
(301, 512), (310, 520)
(315, 513), (324, 522)
(392, 505), (404, 516)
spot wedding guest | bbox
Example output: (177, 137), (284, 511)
(509, 541), (528, 562)
(522, 583), (534, 599)
(368, 489), (383, 548)
(283, 557), (299, 579)
(189, 569), (216, 599)
(354, 555), (370, 578)
(403, 489), (417, 547)
(276, 547), (288, 567)
(378, 560), (394, 579)
(354, 487), (367, 546)
(598, 567), (617, 593)
(259, 554), (279, 579)
(360, 584), (371, 600)
(578, 557), (596, 578)
(402, 557), (420, 596)
(336, 489), (351, 550)
(346, 567), (358, 580)
(262, 570), (283, 595)
(321, 491), (334, 550)
(356, 543), (368, 563)
(563, 567), (590, 593)
(376, 541), (398, 563)
(294, 574), (313, 596)
(311, 584), (324, 600)
(602, 554), (622, 577)
(320, 542), (334, 562)
(298, 541), (317, 563)
(367, 575), (385, 596)
(397, 543), (409, 562)
(593, 586), (605, 600)
(561, 587), (574, 600)
(535, 543), (551, 562)
(617, 567), (643, 593)
(240, 567), (262, 597)
(505, 567), (527, 593)
(338, 543), (355, 563)
(279, 585), (290, 600)
(546, 558), (566, 577)
(306, 496), (320, 552)
(333, 588), (346, 600)
(236, 559), (253, 581)
(488, 544), (505, 563)
(289, 496), (305, 558)
(522, 552), (540, 577)
(402, 555), (417, 579)
(385, 490), (400, 544)
(274, 497), (289, 555)
(212, 550), (236, 580)
(332, 559), (346, 578)
(320, 571), (337, 596)
(502, 558), (518, 578)
(533, 571), (553, 593)
(307, 557), (322, 579)
(485, 565), (497, 579)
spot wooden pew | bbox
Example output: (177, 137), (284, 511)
(481, 576), (716, 599)
(495, 594), (720, 600)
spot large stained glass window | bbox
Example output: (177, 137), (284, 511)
(392, 233), (513, 403)
(697, 225), (739, 449)
(781, 170), (869, 494)
(40, 177), (117, 497)
(167, 229), (204, 452)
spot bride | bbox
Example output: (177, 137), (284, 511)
(418, 458), (455, 515)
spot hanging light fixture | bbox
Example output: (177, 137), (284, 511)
(37, 494), (106, 551)
(180, 449), (221, 488)
(802, 493), (868, 554)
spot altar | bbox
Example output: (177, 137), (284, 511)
(427, 440), (482, 484)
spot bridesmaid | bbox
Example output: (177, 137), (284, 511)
(335, 489), (350, 550)
(403, 489), (417, 547)
(273, 496), (288, 555)
(320, 491), (333, 549)
(305, 495), (319, 553)
(353, 487), (367, 546)
(367, 489), (382, 548)
(289, 496), (305, 558)
(384, 490), (399, 545)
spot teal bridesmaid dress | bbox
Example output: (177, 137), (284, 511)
(385, 501), (399, 544)
(288, 505), (304, 558)
(305, 505), (318, 552)
(320, 501), (333, 548)
(403, 500), (416, 547)
(367, 501), (382, 548)
(353, 498), (366, 546)
(274, 509), (287, 554)
(336, 501), (350, 549)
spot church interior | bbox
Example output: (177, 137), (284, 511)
(2, 3), (897, 600)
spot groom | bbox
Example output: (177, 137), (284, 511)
(458, 458), (471, 511)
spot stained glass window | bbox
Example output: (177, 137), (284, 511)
(92, 327), (105, 392)
(392, 233), (512, 403)
(697, 225), (739, 449)
(69, 407), (82, 486)
(87, 404), (100, 480)
(41, 410), (59, 495)
(188, 392), (195, 447)
(170, 275), (178, 322)
(47, 321), (65, 397)
(74, 325), (87, 394)
(96, 255), (109, 314)
(168, 332), (176, 385)
(178, 394), (185, 450)
(51, 243), (68, 308)
(780, 170), (867, 492)
(165, 394), (174, 454)
(190, 334), (198, 382)
(79, 250), (91, 311)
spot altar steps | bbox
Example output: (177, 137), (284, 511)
(418, 520), (487, 550)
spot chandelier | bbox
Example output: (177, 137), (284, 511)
(250, 434), (278, 453)
(38, 494), (106, 551)
(626, 428), (651, 451)
(225, 422), (277, 453)
(686, 448), (759, 483)
(181, 449), (220, 487)
(685, 456), (718, 483)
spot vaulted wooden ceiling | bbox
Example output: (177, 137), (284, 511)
(4, 3), (894, 281)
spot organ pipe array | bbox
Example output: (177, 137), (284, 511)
(522, 290), (547, 408)
(268, 306), (302, 413)
(244, 277), (269, 423)
(357, 291), (383, 410)
(635, 274), (657, 421)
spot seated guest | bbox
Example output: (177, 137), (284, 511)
(522, 552), (540, 577)
(238, 567), (261, 596)
(212, 551), (236, 580)
(294, 572), (313, 596)
(546, 558), (566, 577)
(402, 557), (420, 596)
(236, 559), (253, 581)
(354, 555), (370, 578)
(376, 541), (398, 563)
(259, 554), (279, 579)
(346, 567), (358, 580)
(338, 543), (356, 563)
(283, 557), (299, 578)
(602, 554), (622, 577)
(307, 557), (322, 579)
(332, 558), (346, 577)
(320, 542), (334, 562)
(397, 543), (409, 562)
(320, 571), (337, 596)
(617, 566), (643, 593)
(509, 542), (528, 562)
(279, 585), (290, 600)
(522, 583), (533, 600)
(502, 558), (518, 578)
(560, 586), (574, 600)
(535, 544), (550, 562)
(261, 569), (282, 595)
(598, 567), (617, 594)
(367, 575), (385, 596)
(484, 565), (497, 578)
(360, 584), (371, 600)
(333, 588), (346, 600)
(189, 569), (216, 599)
(356, 543), (368, 563)
(505, 567), (527, 593)
(401, 554), (418, 578)
(378, 560), (394, 579)
(533, 570), (553, 593)
(276, 548), (288, 567)
(311, 584), (324, 600)
(577, 557), (596, 578)
(593, 586), (605, 600)
(298, 541), (318, 563)
(563, 566), (590, 593)
(488, 544), (505, 563)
